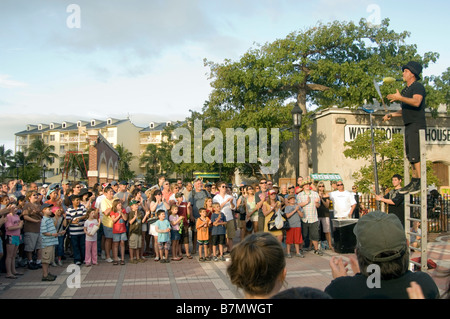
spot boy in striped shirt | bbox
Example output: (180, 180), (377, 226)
(66, 194), (87, 265)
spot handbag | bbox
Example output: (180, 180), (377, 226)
(268, 209), (290, 231)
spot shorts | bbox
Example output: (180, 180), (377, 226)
(158, 241), (170, 251)
(405, 123), (426, 164)
(128, 233), (142, 249)
(319, 217), (331, 233)
(103, 226), (113, 239)
(113, 232), (128, 242)
(302, 221), (320, 242)
(170, 229), (181, 241)
(226, 220), (236, 239)
(197, 239), (209, 246)
(286, 227), (303, 245)
(212, 234), (225, 246)
(24, 232), (43, 252)
(6, 235), (21, 246)
(41, 245), (55, 264)
(239, 220), (246, 229)
(180, 227), (189, 245)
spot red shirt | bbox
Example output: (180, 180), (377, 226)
(111, 209), (127, 234)
(177, 202), (189, 228)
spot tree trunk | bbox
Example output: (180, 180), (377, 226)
(297, 88), (309, 179)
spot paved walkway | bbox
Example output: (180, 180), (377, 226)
(0, 232), (449, 299)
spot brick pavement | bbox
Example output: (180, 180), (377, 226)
(0, 232), (449, 299)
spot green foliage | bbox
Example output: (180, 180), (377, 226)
(344, 131), (439, 193)
(27, 138), (58, 167)
(115, 144), (136, 181)
(203, 18), (441, 177)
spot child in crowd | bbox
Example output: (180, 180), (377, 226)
(40, 203), (61, 281)
(65, 194), (87, 266)
(52, 206), (67, 266)
(169, 205), (183, 261)
(128, 200), (149, 263)
(284, 194), (304, 258)
(111, 199), (128, 265)
(5, 203), (23, 278)
(175, 193), (192, 259)
(210, 203), (226, 261)
(196, 207), (211, 262)
(155, 210), (171, 263)
(84, 208), (99, 266)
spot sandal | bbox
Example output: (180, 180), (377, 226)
(13, 273), (24, 276)
(186, 255), (193, 259)
(120, 260), (125, 265)
(6, 275), (17, 279)
(113, 261), (119, 265)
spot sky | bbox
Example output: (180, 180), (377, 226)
(1, 0), (449, 152)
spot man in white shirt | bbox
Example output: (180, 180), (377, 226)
(213, 181), (236, 252)
(327, 181), (356, 219)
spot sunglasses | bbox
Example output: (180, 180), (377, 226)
(337, 184), (344, 186)
(260, 182), (267, 184)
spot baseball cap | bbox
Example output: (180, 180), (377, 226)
(287, 194), (296, 200)
(268, 189), (277, 195)
(41, 203), (53, 210)
(120, 181), (128, 185)
(110, 181), (118, 186)
(129, 200), (140, 206)
(353, 211), (407, 262)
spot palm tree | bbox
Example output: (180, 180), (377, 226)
(27, 138), (58, 167)
(140, 144), (165, 184)
(0, 145), (13, 181)
(115, 144), (136, 181)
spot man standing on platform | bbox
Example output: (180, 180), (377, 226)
(384, 61), (427, 195)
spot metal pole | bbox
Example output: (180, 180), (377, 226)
(294, 128), (299, 179)
(369, 113), (381, 210)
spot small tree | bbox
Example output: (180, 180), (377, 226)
(115, 144), (136, 181)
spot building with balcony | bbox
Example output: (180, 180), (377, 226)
(15, 117), (142, 181)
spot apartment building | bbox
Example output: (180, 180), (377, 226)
(15, 118), (142, 181)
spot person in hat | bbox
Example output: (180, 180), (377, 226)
(40, 203), (62, 281)
(296, 180), (322, 255)
(324, 210), (439, 299)
(384, 61), (427, 194)
(79, 188), (94, 210)
(284, 194), (304, 258)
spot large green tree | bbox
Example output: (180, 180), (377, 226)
(204, 18), (440, 178)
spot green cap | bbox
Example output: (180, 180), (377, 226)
(353, 210), (407, 262)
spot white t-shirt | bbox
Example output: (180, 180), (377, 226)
(84, 219), (99, 242)
(329, 190), (356, 218)
(213, 194), (235, 222)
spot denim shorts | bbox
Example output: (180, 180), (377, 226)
(103, 226), (113, 239)
(170, 229), (181, 241)
(112, 232), (127, 242)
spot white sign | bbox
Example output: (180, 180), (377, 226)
(345, 125), (450, 145)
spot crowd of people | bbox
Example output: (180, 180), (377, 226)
(0, 175), (447, 299)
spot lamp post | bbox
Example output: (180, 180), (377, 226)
(42, 164), (47, 184)
(291, 104), (303, 180)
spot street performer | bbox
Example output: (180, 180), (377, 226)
(383, 61), (427, 194)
